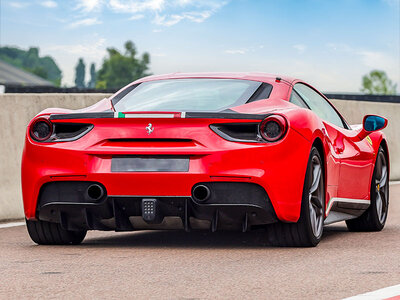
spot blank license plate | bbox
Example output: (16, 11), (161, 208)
(111, 156), (189, 172)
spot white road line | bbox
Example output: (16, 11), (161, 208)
(343, 284), (400, 300)
(0, 221), (25, 229)
(390, 181), (400, 186)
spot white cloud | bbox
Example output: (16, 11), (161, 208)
(382, 0), (399, 7)
(40, 1), (57, 8)
(223, 45), (265, 55)
(326, 42), (399, 87)
(327, 43), (393, 69)
(326, 43), (353, 52)
(154, 8), (221, 26)
(45, 38), (106, 57)
(68, 18), (102, 29)
(293, 44), (306, 54)
(154, 1), (228, 26)
(183, 10), (213, 22)
(75, 0), (104, 13)
(8, 2), (30, 8)
(130, 14), (145, 20)
(73, 0), (228, 27)
(357, 50), (396, 74)
(153, 13), (184, 26)
(224, 49), (247, 55)
(43, 38), (107, 86)
(108, 0), (165, 13)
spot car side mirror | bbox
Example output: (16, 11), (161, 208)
(355, 115), (388, 141)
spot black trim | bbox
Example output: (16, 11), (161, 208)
(185, 112), (266, 120)
(49, 112), (267, 121)
(247, 83), (273, 103)
(49, 124), (94, 142)
(111, 84), (139, 106)
(50, 112), (114, 120)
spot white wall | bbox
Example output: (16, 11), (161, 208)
(0, 94), (398, 220)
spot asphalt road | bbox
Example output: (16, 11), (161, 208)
(1, 184), (400, 300)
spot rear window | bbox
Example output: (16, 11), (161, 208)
(112, 78), (272, 112)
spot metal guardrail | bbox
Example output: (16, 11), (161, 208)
(2, 85), (400, 103)
(324, 93), (400, 103)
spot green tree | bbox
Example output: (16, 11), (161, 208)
(88, 63), (96, 88)
(96, 41), (151, 89)
(74, 58), (86, 89)
(361, 70), (397, 95)
(0, 46), (62, 86)
(31, 66), (48, 79)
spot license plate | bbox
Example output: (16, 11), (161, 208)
(111, 156), (189, 172)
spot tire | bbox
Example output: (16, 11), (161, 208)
(26, 219), (87, 245)
(346, 146), (389, 232)
(266, 146), (325, 247)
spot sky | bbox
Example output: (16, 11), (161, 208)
(0, 0), (399, 92)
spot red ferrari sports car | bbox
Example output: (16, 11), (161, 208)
(22, 73), (389, 247)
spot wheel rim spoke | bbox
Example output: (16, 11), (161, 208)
(376, 192), (383, 219)
(374, 152), (388, 224)
(308, 156), (323, 237)
(378, 191), (388, 223)
(309, 163), (321, 194)
(380, 191), (387, 215)
(379, 165), (387, 187)
(309, 205), (317, 233)
(310, 195), (323, 215)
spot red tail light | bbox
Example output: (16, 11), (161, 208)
(259, 115), (287, 142)
(30, 118), (53, 142)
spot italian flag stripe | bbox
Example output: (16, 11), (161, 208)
(114, 112), (184, 118)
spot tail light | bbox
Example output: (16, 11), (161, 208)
(29, 118), (93, 143)
(30, 118), (53, 141)
(259, 115), (287, 142)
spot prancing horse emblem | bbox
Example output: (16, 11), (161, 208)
(146, 123), (154, 135)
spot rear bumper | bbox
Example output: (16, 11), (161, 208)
(37, 181), (277, 231)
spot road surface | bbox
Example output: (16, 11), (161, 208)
(1, 184), (400, 299)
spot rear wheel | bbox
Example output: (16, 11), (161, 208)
(266, 146), (325, 247)
(26, 219), (87, 245)
(346, 146), (389, 231)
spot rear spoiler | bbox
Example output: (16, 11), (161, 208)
(49, 111), (268, 121)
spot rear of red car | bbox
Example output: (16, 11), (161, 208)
(23, 112), (310, 231)
(22, 75), (312, 243)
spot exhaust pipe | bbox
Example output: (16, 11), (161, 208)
(86, 184), (105, 201)
(192, 185), (211, 202)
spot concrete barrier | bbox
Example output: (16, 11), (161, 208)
(0, 94), (109, 220)
(0, 94), (398, 220)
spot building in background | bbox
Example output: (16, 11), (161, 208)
(0, 60), (54, 93)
